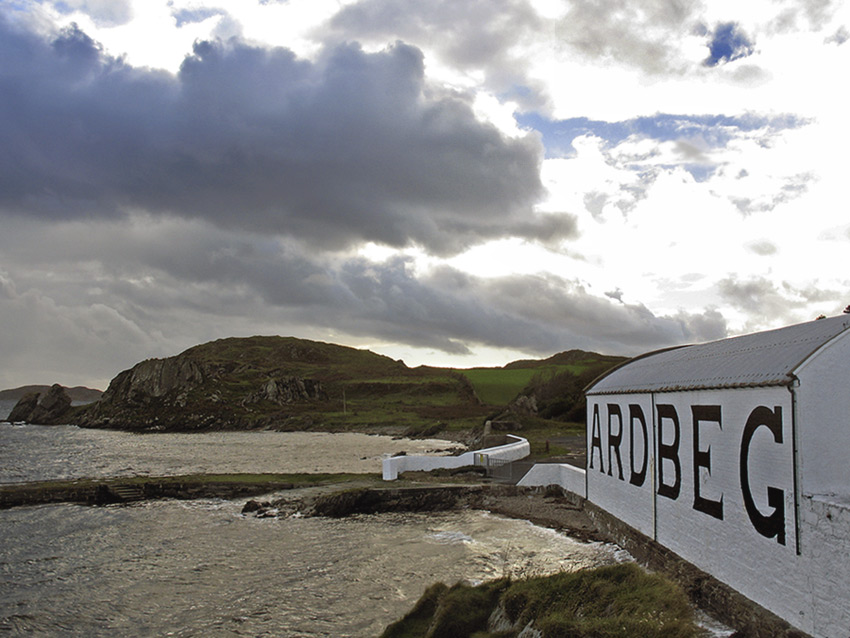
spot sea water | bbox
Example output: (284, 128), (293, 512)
(0, 499), (626, 637)
(0, 423), (733, 637)
(0, 423), (628, 637)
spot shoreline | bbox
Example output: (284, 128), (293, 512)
(2, 473), (798, 636)
(0, 472), (378, 509)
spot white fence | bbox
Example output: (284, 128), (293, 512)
(382, 434), (530, 481)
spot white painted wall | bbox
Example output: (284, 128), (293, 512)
(517, 462), (586, 497)
(793, 329), (850, 498)
(583, 384), (850, 638)
(382, 435), (529, 480)
(586, 394), (655, 537)
(800, 495), (850, 637)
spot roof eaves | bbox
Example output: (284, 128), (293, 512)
(582, 344), (688, 393)
(587, 375), (795, 396)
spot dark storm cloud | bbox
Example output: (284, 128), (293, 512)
(1, 216), (727, 368)
(141, 247), (729, 355)
(0, 16), (546, 256)
(326, 0), (547, 106)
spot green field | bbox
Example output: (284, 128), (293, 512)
(458, 367), (546, 405)
(458, 359), (616, 406)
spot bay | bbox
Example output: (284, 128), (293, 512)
(0, 423), (627, 637)
(0, 424), (460, 484)
(0, 499), (625, 637)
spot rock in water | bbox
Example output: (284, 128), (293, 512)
(5, 384), (73, 424)
(6, 392), (41, 423)
(30, 384), (73, 423)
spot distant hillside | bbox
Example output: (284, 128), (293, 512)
(510, 352), (628, 423)
(503, 349), (626, 370)
(6, 338), (627, 439)
(0, 385), (102, 403)
(458, 350), (626, 406)
(74, 336), (489, 433)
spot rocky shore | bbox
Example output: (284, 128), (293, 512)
(243, 482), (602, 542)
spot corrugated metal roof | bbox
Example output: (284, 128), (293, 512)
(587, 314), (850, 395)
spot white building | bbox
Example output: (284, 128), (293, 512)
(522, 314), (850, 637)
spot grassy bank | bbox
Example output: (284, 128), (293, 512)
(381, 563), (705, 638)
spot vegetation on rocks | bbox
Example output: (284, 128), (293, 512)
(70, 336), (490, 432)
(5, 336), (624, 447)
(380, 563), (705, 638)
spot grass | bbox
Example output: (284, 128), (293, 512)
(379, 563), (704, 638)
(459, 368), (544, 405)
(458, 357), (621, 407)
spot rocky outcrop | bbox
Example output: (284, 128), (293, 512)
(76, 349), (329, 431)
(6, 392), (40, 422)
(242, 376), (326, 406)
(100, 357), (208, 406)
(5, 384), (73, 424)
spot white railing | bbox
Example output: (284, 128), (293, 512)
(382, 434), (530, 480)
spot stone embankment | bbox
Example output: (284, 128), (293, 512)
(244, 483), (602, 541)
(0, 475), (305, 509)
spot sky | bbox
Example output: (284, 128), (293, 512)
(0, 0), (848, 390)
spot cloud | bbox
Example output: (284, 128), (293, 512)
(326, 0), (547, 104)
(717, 275), (842, 328)
(0, 211), (730, 390)
(0, 274), (159, 389)
(171, 6), (227, 28)
(50, 0), (134, 27)
(0, 16), (546, 256)
(704, 22), (755, 66)
(770, 0), (843, 32)
(557, 0), (703, 75)
(746, 240), (778, 256)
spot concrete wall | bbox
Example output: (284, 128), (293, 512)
(382, 435), (529, 481)
(517, 462), (586, 497)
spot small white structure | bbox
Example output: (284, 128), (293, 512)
(581, 314), (850, 638)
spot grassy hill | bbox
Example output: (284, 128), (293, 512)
(75, 336), (490, 434)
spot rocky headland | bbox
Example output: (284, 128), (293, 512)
(10, 335), (488, 433)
